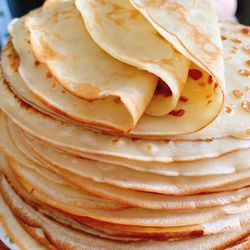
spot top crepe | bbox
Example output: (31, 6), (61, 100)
(22, 0), (225, 135)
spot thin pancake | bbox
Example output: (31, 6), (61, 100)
(9, 16), (157, 133)
(166, 22), (250, 140)
(130, 0), (225, 88)
(73, 0), (190, 116)
(76, 0), (224, 135)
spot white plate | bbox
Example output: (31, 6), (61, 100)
(0, 224), (19, 250)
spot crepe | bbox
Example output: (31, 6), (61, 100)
(18, 0), (224, 136)
(76, 0), (224, 132)
(8, 18), (156, 133)
(166, 22), (250, 140)
(73, 0), (190, 116)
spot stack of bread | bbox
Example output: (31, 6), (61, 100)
(1, 0), (250, 249)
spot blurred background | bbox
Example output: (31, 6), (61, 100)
(0, 0), (250, 50)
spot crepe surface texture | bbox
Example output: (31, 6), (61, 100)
(0, 0), (250, 249)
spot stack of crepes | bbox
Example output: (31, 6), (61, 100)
(1, 0), (250, 249)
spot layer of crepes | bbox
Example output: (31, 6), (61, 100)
(3, 175), (250, 249)
(0, 117), (249, 214)
(9, 17), (156, 133)
(75, 0), (224, 125)
(1, 107), (250, 245)
(12, 121), (250, 177)
(1, 117), (250, 211)
(2, 133), (250, 236)
(0, 75), (249, 164)
(9, 152), (250, 229)
(0, 154), (135, 244)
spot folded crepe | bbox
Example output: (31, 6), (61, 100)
(1, 0), (250, 249)
(7, 0), (225, 136)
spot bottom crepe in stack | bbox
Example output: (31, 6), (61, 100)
(1, 0), (250, 249)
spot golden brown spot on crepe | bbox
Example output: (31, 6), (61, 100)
(231, 38), (241, 44)
(231, 46), (238, 53)
(243, 45), (250, 53)
(225, 106), (232, 113)
(208, 75), (213, 84)
(39, 37), (62, 60)
(239, 69), (250, 78)
(190, 28), (221, 60)
(73, 83), (101, 100)
(51, 5), (74, 23)
(94, 11), (102, 25)
(221, 35), (227, 41)
(198, 82), (206, 87)
(206, 138), (214, 142)
(136, 1), (221, 61)
(131, 137), (140, 142)
(246, 60), (250, 67)
(112, 3), (123, 12)
(114, 18), (125, 26)
(241, 101), (250, 113)
(169, 109), (185, 117)
(179, 96), (188, 102)
(232, 89), (243, 99)
(34, 60), (40, 66)
(7, 44), (20, 72)
(154, 79), (172, 97)
(145, 0), (167, 7)
(107, 3), (139, 26)
(188, 69), (203, 81)
(46, 71), (52, 78)
(159, 58), (172, 66)
(206, 94), (212, 99)
(213, 83), (218, 93)
(154, 31), (165, 40)
(241, 28), (250, 36)
(112, 138), (119, 144)
(129, 10), (140, 19)
(113, 97), (121, 104)
(207, 100), (212, 105)
(46, 71), (58, 89)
